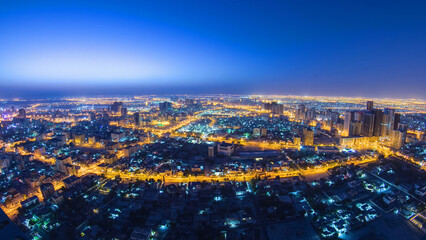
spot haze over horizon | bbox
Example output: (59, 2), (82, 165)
(1, 0), (425, 99)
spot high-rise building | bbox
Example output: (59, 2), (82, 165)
(394, 113), (401, 130)
(89, 112), (96, 121)
(271, 103), (283, 115)
(133, 112), (140, 127)
(349, 121), (362, 137)
(17, 109), (26, 119)
(293, 136), (301, 146)
(185, 99), (195, 105)
(121, 107), (128, 116)
(159, 102), (172, 113)
(367, 101), (374, 111)
(390, 123), (407, 149)
(306, 109), (316, 120)
(383, 108), (396, 136)
(354, 111), (363, 122)
(296, 104), (306, 120)
(111, 102), (123, 113)
(263, 102), (283, 115)
(343, 111), (354, 136)
(302, 129), (314, 146)
(372, 109), (384, 136)
(217, 142), (235, 157)
(362, 113), (375, 137)
(208, 145), (215, 159)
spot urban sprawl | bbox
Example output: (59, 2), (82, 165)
(0, 95), (426, 240)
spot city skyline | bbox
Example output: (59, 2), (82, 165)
(1, 1), (426, 239)
(1, 0), (426, 99)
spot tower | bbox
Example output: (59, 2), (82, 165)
(134, 112), (140, 127)
(17, 109), (26, 119)
(367, 101), (374, 111)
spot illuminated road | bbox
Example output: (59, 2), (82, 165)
(77, 155), (377, 184)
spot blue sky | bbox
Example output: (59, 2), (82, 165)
(0, 0), (425, 98)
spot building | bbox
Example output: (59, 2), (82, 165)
(296, 104), (306, 120)
(263, 102), (283, 115)
(64, 163), (79, 175)
(306, 109), (316, 120)
(261, 128), (267, 137)
(55, 156), (72, 173)
(293, 136), (301, 146)
(111, 131), (125, 142)
(217, 142), (235, 157)
(354, 111), (363, 122)
(383, 108), (396, 136)
(317, 146), (339, 154)
(253, 128), (261, 137)
(159, 101), (172, 113)
(302, 129), (314, 146)
(121, 107), (128, 116)
(88, 136), (96, 144)
(343, 111), (354, 136)
(372, 109), (384, 136)
(339, 136), (369, 148)
(208, 145), (215, 159)
(366, 101), (374, 111)
(390, 123), (407, 149)
(21, 196), (39, 208)
(410, 212), (426, 231)
(17, 108), (26, 119)
(394, 113), (401, 130)
(63, 175), (82, 189)
(40, 183), (55, 200)
(349, 121), (362, 137)
(74, 134), (85, 144)
(362, 113), (375, 137)
(271, 102), (284, 115)
(104, 153), (118, 164)
(134, 112), (140, 127)
(89, 112), (96, 121)
(129, 227), (151, 240)
(111, 101), (123, 113)
(185, 98), (195, 105)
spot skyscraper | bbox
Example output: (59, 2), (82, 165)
(372, 109), (384, 136)
(271, 103), (284, 115)
(302, 128), (314, 146)
(111, 102), (123, 113)
(383, 108), (396, 136)
(306, 109), (316, 120)
(343, 111), (354, 136)
(349, 121), (362, 137)
(121, 107), (128, 116)
(367, 101), (374, 111)
(390, 124), (407, 149)
(89, 112), (96, 121)
(17, 108), (26, 119)
(394, 113), (401, 130)
(133, 112), (140, 127)
(263, 102), (283, 115)
(159, 102), (172, 113)
(361, 113), (375, 137)
(354, 111), (363, 122)
(296, 104), (306, 120)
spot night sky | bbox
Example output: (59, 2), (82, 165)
(0, 0), (425, 98)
